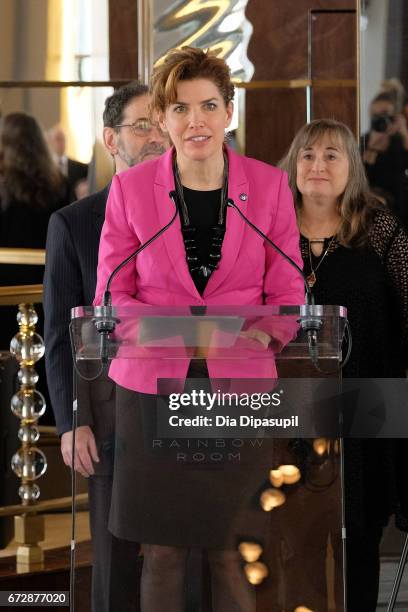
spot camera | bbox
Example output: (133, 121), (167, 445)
(370, 113), (394, 133)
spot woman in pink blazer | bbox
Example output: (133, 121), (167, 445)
(95, 47), (304, 612)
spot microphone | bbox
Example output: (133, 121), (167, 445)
(95, 191), (179, 365)
(226, 198), (323, 362)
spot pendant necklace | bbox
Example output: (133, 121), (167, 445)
(307, 235), (337, 288)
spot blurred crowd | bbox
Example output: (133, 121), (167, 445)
(0, 113), (89, 268)
(362, 78), (408, 228)
(0, 114), (89, 416)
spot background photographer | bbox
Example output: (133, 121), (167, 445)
(362, 91), (408, 228)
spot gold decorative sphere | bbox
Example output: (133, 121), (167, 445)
(18, 425), (40, 444)
(11, 447), (47, 481)
(10, 332), (45, 363)
(11, 389), (46, 421)
(17, 366), (39, 386)
(18, 483), (40, 503)
(17, 305), (38, 327)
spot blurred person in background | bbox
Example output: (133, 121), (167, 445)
(0, 113), (71, 261)
(402, 98), (408, 124)
(380, 78), (406, 114)
(48, 123), (89, 199)
(362, 91), (408, 228)
(0, 112), (72, 368)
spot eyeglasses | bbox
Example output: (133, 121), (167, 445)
(114, 119), (163, 135)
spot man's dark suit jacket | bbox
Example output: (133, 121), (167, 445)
(44, 185), (114, 474)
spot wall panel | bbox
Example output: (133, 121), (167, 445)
(109, 0), (138, 79)
(244, 0), (358, 163)
(245, 89), (307, 164)
(108, 1), (358, 163)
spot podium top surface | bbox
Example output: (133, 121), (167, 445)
(70, 304), (347, 362)
(72, 304), (347, 319)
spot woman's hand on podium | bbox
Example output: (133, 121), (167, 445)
(61, 425), (100, 477)
(240, 329), (271, 350)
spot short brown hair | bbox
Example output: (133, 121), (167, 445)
(149, 46), (234, 113)
(103, 82), (148, 128)
(280, 119), (382, 246)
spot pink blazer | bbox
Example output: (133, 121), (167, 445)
(94, 146), (304, 393)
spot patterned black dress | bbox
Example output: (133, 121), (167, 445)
(300, 208), (408, 610)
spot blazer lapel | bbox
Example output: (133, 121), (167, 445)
(204, 147), (249, 297)
(154, 150), (200, 299)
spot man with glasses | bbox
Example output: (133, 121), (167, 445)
(44, 82), (169, 612)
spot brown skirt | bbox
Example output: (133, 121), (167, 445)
(108, 381), (287, 549)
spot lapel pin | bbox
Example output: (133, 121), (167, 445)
(239, 193), (248, 201)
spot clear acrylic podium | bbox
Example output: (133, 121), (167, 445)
(71, 304), (347, 612)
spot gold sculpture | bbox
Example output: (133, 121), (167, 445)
(10, 304), (47, 566)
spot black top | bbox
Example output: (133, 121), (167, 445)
(300, 209), (408, 528)
(0, 181), (73, 422)
(67, 158), (88, 193)
(301, 209), (408, 377)
(0, 179), (73, 287)
(182, 186), (225, 295)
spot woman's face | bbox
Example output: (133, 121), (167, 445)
(159, 78), (233, 164)
(296, 132), (349, 205)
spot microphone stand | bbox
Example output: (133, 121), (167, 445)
(226, 198), (324, 362)
(386, 535), (408, 611)
(94, 191), (179, 365)
(69, 191), (179, 610)
(227, 196), (351, 609)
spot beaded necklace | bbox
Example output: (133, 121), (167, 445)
(173, 152), (229, 282)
